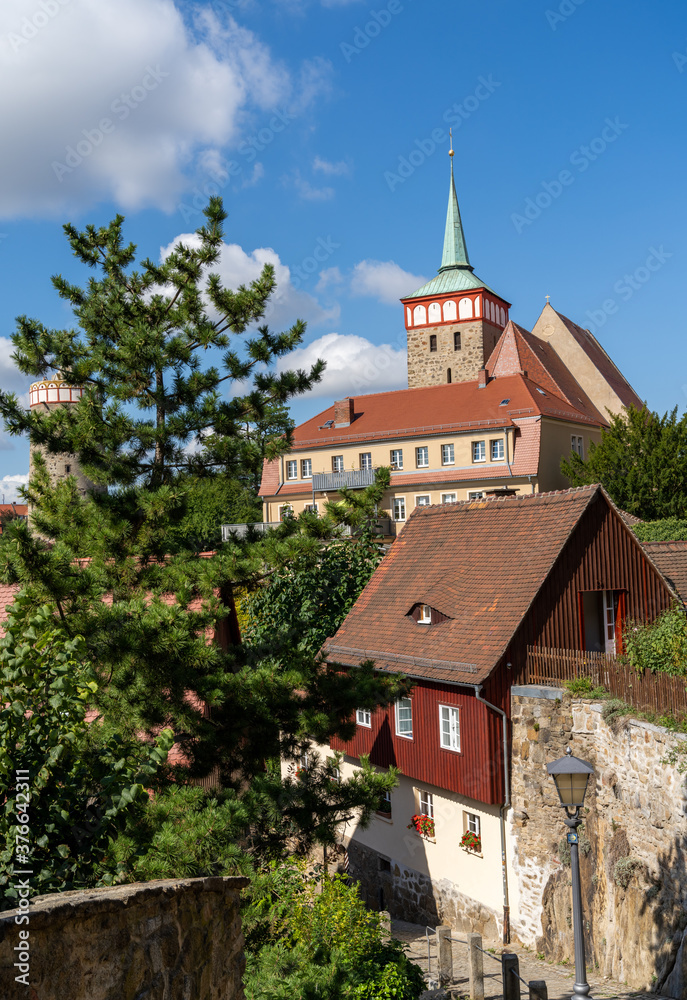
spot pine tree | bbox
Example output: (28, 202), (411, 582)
(0, 199), (410, 853)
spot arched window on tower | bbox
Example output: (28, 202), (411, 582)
(428, 302), (441, 323)
(459, 297), (473, 319)
(413, 304), (427, 325)
(443, 300), (457, 322)
(447, 368), (452, 383)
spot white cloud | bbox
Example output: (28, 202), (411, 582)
(350, 259), (427, 304)
(0, 0), (327, 218)
(315, 266), (344, 294)
(159, 235), (338, 330)
(0, 337), (28, 397)
(288, 170), (335, 202)
(276, 332), (407, 398)
(0, 474), (28, 502)
(313, 156), (350, 176)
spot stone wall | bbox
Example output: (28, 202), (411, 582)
(0, 875), (249, 1000)
(347, 840), (500, 941)
(406, 320), (502, 387)
(510, 685), (687, 996)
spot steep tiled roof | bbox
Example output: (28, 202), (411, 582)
(641, 541), (687, 605)
(487, 322), (606, 424)
(552, 310), (644, 411)
(259, 457), (281, 497)
(323, 486), (605, 684)
(0, 584), (20, 623)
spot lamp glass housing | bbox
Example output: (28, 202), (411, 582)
(552, 770), (590, 808)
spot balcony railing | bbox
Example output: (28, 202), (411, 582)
(221, 522), (282, 541)
(312, 469), (377, 491)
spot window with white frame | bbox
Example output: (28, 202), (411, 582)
(491, 439), (505, 461)
(356, 708), (371, 727)
(465, 811), (480, 837)
(390, 448), (403, 470)
(415, 495), (431, 507)
(395, 698), (413, 738)
(441, 493), (457, 504)
(332, 455), (344, 473)
(468, 491), (485, 500)
(304, 503), (318, 513)
(330, 765), (341, 783)
(441, 443), (455, 465)
(360, 452), (373, 471)
(278, 504), (294, 521)
(299, 751), (308, 770)
(418, 789), (434, 818)
(419, 604), (432, 624)
(393, 497), (406, 521)
(378, 789), (392, 815)
(439, 704), (460, 751)
(571, 435), (584, 458)
(472, 441), (486, 463)
(416, 446), (429, 468)
(286, 460), (298, 480)
(301, 458), (312, 478)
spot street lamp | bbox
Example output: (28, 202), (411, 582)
(547, 747), (595, 1000)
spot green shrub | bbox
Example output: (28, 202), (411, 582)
(564, 677), (608, 699)
(632, 519), (687, 542)
(625, 608), (687, 677)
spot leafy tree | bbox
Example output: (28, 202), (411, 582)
(561, 405), (687, 520)
(0, 598), (172, 908)
(0, 199), (410, 871)
(632, 518), (687, 542)
(625, 606), (687, 677)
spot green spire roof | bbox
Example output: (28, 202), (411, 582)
(441, 159), (471, 271)
(404, 158), (496, 300)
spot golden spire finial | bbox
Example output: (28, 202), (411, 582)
(449, 128), (454, 158)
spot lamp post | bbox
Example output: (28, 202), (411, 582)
(547, 747), (595, 1000)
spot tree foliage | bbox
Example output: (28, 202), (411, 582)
(632, 518), (687, 542)
(0, 598), (172, 907)
(561, 405), (687, 520)
(625, 606), (687, 677)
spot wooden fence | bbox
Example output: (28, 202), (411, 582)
(524, 645), (687, 718)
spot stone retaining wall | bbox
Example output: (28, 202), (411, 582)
(509, 685), (687, 996)
(0, 875), (249, 1000)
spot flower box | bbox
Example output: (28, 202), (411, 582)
(407, 813), (435, 838)
(461, 830), (482, 853)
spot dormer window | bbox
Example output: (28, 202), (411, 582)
(419, 604), (432, 624)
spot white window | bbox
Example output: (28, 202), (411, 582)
(286, 460), (298, 480)
(416, 446), (429, 468)
(304, 503), (318, 513)
(393, 497), (406, 521)
(491, 439), (504, 461)
(332, 455), (344, 473)
(439, 705), (461, 752)
(419, 604), (432, 624)
(395, 698), (413, 738)
(419, 789), (434, 818)
(441, 443), (455, 465)
(413, 304), (427, 325)
(379, 789), (392, 814)
(415, 495), (431, 507)
(466, 812), (480, 837)
(360, 452), (372, 471)
(330, 765), (341, 783)
(301, 458), (312, 478)
(468, 491), (486, 501)
(472, 441), (486, 463)
(356, 708), (371, 728)
(441, 493), (457, 504)
(278, 504), (293, 521)
(572, 436), (584, 458)
(390, 448), (403, 470)
(299, 751), (308, 770)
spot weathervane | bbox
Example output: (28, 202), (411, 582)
(449, 128), (454, 158)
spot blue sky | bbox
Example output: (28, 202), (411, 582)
(0, 0), (685, 499)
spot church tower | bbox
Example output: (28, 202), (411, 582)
(28, 374), (105, 497)
(402, 148), (511, 388)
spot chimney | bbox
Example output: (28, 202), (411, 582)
(334, 397), (355, 427)
(478, 367), (488, 389)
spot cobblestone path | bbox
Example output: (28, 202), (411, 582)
(391, 920), (660, 1000)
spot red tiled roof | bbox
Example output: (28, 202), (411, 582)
(0, 505), (28, 516)
(0, 584), (20, 623)
(259, 458), (281, 497)
(641, 541), (687, 606)
(553, 310), (644, 411)
(323, 486), (608, 685)
(488, 322), (606, 424)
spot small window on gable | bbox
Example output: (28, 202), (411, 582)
(419, 604), (432, 624)
(499, 398), (510, 406)
(356, 708), (371, 728)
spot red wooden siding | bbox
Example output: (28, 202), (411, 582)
(330, 678), (505, 805)
(505, 493), (674, 675)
